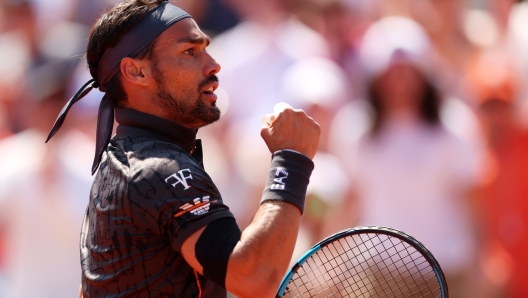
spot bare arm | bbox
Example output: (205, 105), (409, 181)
(182, 106), (320, 297)
(184, 201), (301, 297)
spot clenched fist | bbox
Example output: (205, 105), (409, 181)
(261, 103), (320, 159)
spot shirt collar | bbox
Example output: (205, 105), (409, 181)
(115, 108), (198, 153)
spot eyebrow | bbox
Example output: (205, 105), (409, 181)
(177, 35), (211, 46)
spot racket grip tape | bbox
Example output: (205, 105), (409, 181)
(261, 150), (314, 214)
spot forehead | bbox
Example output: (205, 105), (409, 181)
(155, 18), (209, 48)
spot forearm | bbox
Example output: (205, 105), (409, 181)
(225, 149), (313, 296)
(226, 201), (301, 297)
(182, 107), (319, 296)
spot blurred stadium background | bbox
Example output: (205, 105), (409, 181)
(0, 0), (527, 297)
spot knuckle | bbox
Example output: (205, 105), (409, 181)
(312, 123), (319, 131)
(294, 109), (307, 116)
(282, 107), (295, 116)
(313, 123), (321, 134)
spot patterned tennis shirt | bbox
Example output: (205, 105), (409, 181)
(80, 108), (234, 297)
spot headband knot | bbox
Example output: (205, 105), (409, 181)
(45, 2), (191, 175)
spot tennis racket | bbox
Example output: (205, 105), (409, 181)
(277, 226), (448, 298)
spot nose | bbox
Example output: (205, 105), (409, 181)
(205, 52), (221, 76)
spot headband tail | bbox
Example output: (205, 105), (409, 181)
(45, 79), (97, 143)
(47, 2), (191, 174)
(92, 95), (114, 175)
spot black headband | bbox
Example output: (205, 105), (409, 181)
(45, 2), (191, 175)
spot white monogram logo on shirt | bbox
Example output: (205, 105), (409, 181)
(165, 169), (193, 190)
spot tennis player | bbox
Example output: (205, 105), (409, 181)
(45, 0), (320, 297)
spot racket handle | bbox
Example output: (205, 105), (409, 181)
(273, 102), (292, 117)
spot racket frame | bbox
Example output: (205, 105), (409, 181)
(276, 225), (449, 298)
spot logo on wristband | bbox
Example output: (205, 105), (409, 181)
(271, 167), (289, 190)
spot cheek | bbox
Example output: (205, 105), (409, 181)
(159, 61), (198, 90)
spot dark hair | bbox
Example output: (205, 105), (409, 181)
(367, 75), (441, 135)
(86, 0), (167, 107)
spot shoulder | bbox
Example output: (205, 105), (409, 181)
(113, 138), (229, 238)
(109, 135), (197, 173)
(109, 137), (215, 197)
(124, 140), (205, 184)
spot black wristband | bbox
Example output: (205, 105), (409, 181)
(260, 150), (314, 214)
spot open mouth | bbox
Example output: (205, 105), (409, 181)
(203, 86), (215, 95)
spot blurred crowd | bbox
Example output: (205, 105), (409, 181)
(0, 0), (528, 297)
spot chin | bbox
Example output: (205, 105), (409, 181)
(200, 112), (222, 128)
(188, 108), (222, 129)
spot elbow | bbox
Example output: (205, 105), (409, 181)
(227, 266), (285, 298)
(250, 269), (283, 298)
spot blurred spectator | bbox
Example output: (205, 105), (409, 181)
(489, 0), (517, 31)
(380, 0), (479, 103)
(0, 0), (89, 132)
(328, 17), (484, 297)
(0, 62), (96, 297)
(506, 0), (528, 112)
(278, 57), (351, 262)
(197, 0), (240, 36)
(0, 103), (11, 140)
(167, 0), (239, 36)
(412, 0), (475, 70)
(288, 0), (375, 96)
(206, 0), (330, 228)
(209, 0), (330, 126)
(1, 0), (528, 296)
(280, 57), (349, 150)
(0, 0), (34, 133)
(464, 49), (528, 298)
(0, 0), (95, 295)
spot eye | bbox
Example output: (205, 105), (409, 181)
(184, 48), (195, 55)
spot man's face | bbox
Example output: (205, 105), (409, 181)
(148, 18), (221, 128)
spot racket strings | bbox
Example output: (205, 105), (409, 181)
(283, 233), (442, 297)
(330, 237), (399, 297)
(365, 235), (436, 297)
(344, 234), (429, 297)
(398, 239), (439, 296)
(361, 235), (431, 296)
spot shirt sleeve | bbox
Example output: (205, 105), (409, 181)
(127, 152), (234, 252)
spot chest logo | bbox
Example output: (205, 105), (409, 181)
(271, 167), (288, 190)
(174, 196), (212, 218)
(165, 169), (193, 190)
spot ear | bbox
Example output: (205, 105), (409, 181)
(120, 57), (152, 87)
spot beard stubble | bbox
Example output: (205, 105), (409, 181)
(151, 58), (221, 128)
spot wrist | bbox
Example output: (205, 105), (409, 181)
(260, 150), (314, 214)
